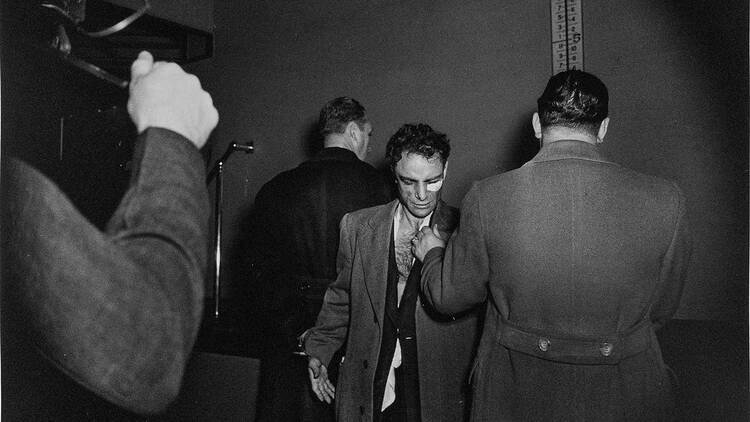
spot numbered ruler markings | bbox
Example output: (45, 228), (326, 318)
(551, 0), (583, 72)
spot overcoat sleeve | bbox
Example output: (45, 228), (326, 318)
(304, 212), (355, 367)
(1, 128), (209, 414)
(650, 184), (692, 330)
(421, 184), (489, 315)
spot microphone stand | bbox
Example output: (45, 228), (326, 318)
(206, 142), (254, 319)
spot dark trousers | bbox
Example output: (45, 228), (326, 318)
(255, 352), (335, 422)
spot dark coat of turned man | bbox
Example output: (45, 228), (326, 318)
(249, 97), (392, 422)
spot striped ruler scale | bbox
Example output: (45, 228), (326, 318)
(551, 0), (583, 73)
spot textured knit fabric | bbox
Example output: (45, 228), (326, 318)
(1, 128), (209, 419)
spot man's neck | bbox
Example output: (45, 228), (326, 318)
(324, 136), (356, 152)
(397, 205), (426, 233)
(541, 126), (598, 145)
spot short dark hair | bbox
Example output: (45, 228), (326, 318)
(318, 97), (368, 138)
(386, 123), (450, 171)
(537, 70), (609, 135)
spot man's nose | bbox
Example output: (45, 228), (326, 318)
(415, 184), (427, 201)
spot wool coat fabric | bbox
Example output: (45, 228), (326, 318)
(421, 140), (691, 422)
(246, 147), (392, 422)
(244, 147), (393, 347)
(305, 199), (480, 422)
(2, 128), (210, 420)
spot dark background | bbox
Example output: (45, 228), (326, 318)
(3, 0), (746, 321)
(190, 0), (748, 322)
(1, 1), (747, 420)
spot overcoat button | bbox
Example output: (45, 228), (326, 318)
(360, 405), (365, 415)
(363, 360), (368, 368)
(600, 342), (613, 357)
(538, 337), (551, 352)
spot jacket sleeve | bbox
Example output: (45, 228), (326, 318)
(421, 184), (488, 315)
(650, 184), (692, 330)
(303, 213), (355, 367)
(1, 127), (209, 414)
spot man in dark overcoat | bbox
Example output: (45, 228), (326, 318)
(250, 97), (393, 422)
(414, 70), (691, 422)
(305, 123), (480, 422)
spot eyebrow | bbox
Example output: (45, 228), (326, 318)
(397, 174), (444, 183)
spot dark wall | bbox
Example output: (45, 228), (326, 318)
(3, 1), (745, 321)
(190, 0), (748, 321)
(585, 1), (748, 320)
(1, 1), (134, 229)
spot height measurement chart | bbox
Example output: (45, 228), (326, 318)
(551, 0), (583, 73)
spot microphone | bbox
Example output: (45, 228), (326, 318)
(232, 142), (254, 153)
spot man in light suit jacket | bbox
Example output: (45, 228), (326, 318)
(304, 123), (480, 422)
(414, 70), (691, 422)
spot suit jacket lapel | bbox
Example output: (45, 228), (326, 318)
(387, 234), (402, 313)
(361, 200), (398, 324)
(362, 200), (450, 322)
(429, 200), (447, 231)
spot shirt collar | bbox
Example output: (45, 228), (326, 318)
(308, 147), (361, 163)
(527, 140), (609, 165)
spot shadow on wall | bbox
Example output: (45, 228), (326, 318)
(507, 109), (540, 171)
(662, 0), (748, 321)
(456, 108), (540, 200)
(299, 118), (323, 159)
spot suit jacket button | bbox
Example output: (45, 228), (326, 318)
(600, 342), (613, 357)
(538, 337), (551, 352)
(363, 360), (368, 368)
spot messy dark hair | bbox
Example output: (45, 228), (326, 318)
(537, 70), (609, 135)
(385, 123), (450, 171)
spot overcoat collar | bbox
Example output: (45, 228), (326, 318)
(304, 147), (360, 164)
(361, 199), (451, 322)
(528, 140), (611, 165)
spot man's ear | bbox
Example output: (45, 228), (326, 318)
(597, 117), (610, 143)
(346, 121), (360, 141)
(346, 121), (365, 153)
(532, 112), (542, 139)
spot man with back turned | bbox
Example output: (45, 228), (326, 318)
(414, 70), (691, 422)
(249, 97), (393, 422)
